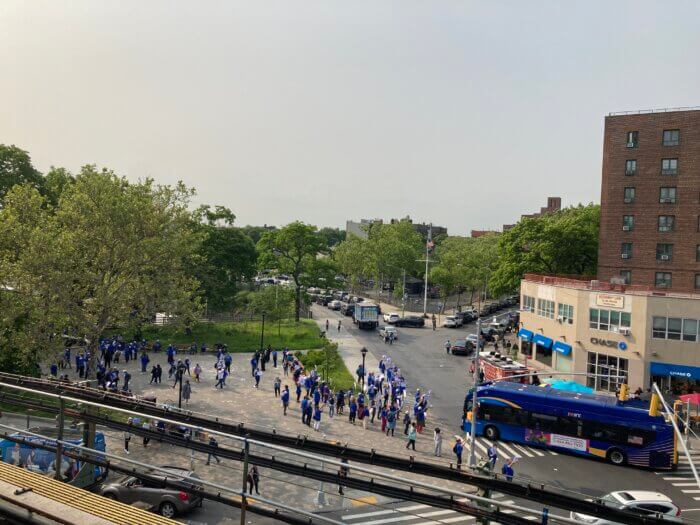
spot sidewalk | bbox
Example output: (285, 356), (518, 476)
(312, 314), (379, 378)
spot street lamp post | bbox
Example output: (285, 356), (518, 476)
(360, 347), (367, 391)
(259, 311), (267, 353)
(468, 316), (482, 468)
(177, 367), (184, 409)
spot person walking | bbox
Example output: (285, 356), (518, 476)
(403, 411), (411, 435)
(182, 380), (192, 405)
(156, 364), (163, 383)
(325, 319), (329, 332)
(140, 352), (150, 373)
(254, 368), (262, 388)
(453, 437), (464, 468)
(431, 314), (436, 331)
(501, 458), (515, 482)
(405, 423), (417, 450)
(337, 458), (349, 495)
(206, 436), (221, 465)
(142, 420), (151, 448)
(433, 428), (443, 457)
(337, 319), (341, 331)
(487, 443), (498, 470)
(215, 367), (225, 389)
(386, 406), (397, 436)
(123, 419), (132, 455)
(444, 339), (451, 354)
(295, 382), (302, 403)
(273, 376), (282, 397)
(348, 398), (357, 425)
(247, 466), (260, 495)
(272, 349), (278, 368)
(281, 385), (290, 415)
(312, 405), (322, 431)
(194, 363), (202, 383)
(361, 405), (370, 429)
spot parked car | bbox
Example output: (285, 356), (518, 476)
(328, 300), (342, 310)
(450, 339), (475, 356)
(383, 312), (400, 324)
(466, 333), (479, 347)
(379, 325), (398, 340)
(394, 316), (425, 327)
(456, 311), (474, 324)
(341, 303), (355, 316)
(350, 296), (365, 303)
(100, 467), (203, 518)
(570, 491), (681, 523)
(443, 316), (463, 328)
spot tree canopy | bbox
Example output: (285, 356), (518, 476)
(489, 204), (600, 296)
(257, 221), (327, 321)
(0, 145), (44, 200)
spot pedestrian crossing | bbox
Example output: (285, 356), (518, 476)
(339, 493), (542, 524)
(465, 436), (558, 460)
(657, 450), (700, 500)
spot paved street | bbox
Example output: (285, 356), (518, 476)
(314, 304), (700, 522)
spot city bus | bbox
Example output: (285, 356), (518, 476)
(462, 381), (676, 469)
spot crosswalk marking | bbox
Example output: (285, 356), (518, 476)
(359, 509), (458, 525)
(664, 477), (696, 481)
(498, 442), (521, 458)
(511, 444), (534, 458)
(342, 504), (429, 520)
(415, 516), (475, 524)
(672, 482), (699, 486)
(465, 437), (554, 461)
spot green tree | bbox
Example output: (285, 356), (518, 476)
(0, 166), (203, 368)
(0, 144), (44, 200)
(489, 204), (600, 296)
(332, 234), (370, 291)
(257, 222), (326, 322)
(193, 205), (257, 313)
(240, 224), (277, 245)
(247, 286), (296, 335)
(318, 227), (346, 248)
(42, 167), (75, 206)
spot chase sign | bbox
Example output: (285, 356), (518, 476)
(590, 337), (627, 351)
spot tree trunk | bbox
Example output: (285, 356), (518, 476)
(294, 283), (301, 322)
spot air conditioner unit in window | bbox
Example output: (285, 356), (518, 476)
(622, 225), (631, 231)
(557, 315), (564, 323)
(624, 198), (633, 203)
(621, 253), (630, 259)
(627, 142), (636, 148)
(660, 198), (673, 203)
(660, 254), (670, 261)
(619, 327), (631, 336)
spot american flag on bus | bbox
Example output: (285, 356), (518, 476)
(426, 228), (434, 253)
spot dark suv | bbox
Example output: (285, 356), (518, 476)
(394, 316), (425, 327)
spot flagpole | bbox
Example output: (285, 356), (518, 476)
(423, 225), (431, 317)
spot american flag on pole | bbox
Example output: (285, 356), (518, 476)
(426, 227), (434, 253)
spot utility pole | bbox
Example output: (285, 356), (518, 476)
(54, 399), (65, 481)
(422, 225), (433, 317)
(469, 316), (482, 468)
(240, 438), (250, 525)
(259, 312), (266, 353)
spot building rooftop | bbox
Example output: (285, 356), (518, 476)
(523, 273), (700, 300)
(608, 105), (700, 117)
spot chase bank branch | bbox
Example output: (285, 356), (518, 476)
(518, 274), (700, 395)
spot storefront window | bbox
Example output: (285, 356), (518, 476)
(586, 352), (628, 393)
(535, 343), (552, 367)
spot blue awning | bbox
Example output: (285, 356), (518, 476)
(650, 362), (700, 381)
(553, 341), (572, 356)
(517, 328), (534, 342)
(533, 334), (553, 349)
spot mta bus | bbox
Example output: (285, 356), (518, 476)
(462, 381), (676, 469)
(0, 427), (107, 487)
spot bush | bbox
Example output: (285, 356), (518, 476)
(298, 341), (355, 391)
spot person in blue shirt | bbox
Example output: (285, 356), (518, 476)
(254, 368), (262, 388)
(140, 352), (150, 373)
(250, 356), (258, 377)
(153, 340), (162, 353)
(224, 353), (232, 373)
(201, 342), (207, 353)
(281, 385), (290, 415)
(166, 344), (175, 365)
(300, 396), (309, 423)
(501, 459), (515, 481)
(295, 382), (302, 403)
(454, 438), (464, 468)
(305, 402), (313, 427)
(122, 370), (132, 392)
(348, 398), (357, 425)
(64, 348), (72, 369)
(313, 388), (321, 408)
(49, 363), (58, 378)
(272, 349), (278, 368)
(312, 405), (323, 431)
(487, 443), (498, 470)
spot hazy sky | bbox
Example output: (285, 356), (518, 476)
(2, 1), (699, 235)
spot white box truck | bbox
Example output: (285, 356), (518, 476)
(354, 302), (379, 330)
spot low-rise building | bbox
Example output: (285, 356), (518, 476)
(518, 273), (700, 395)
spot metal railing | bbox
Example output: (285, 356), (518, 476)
(609, 105), (700, 116)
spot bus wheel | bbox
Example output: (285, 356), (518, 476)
(607, 448), (626, 466)
(484, 425), (499, 441)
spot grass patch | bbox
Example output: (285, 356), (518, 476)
(140, 319), (323, 352)
(297, 342), (355, 391)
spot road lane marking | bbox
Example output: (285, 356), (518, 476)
(359, 509), (456, 525)
(342, 504), (429, 520)
(415, 517), (475, 524)
(498, 442), (520, 458)
(672, 482), (700, 486)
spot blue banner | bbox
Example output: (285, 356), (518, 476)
(650, 362), (700, 381)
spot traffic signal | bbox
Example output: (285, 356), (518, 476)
(649, 393), (660, 417)
(618, 383), (629, 401)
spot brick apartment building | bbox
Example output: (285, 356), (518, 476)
(471, 196), (562, 237)
(597, 108), (700, 293)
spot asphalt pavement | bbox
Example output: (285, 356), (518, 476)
(313, 304), (700, 522)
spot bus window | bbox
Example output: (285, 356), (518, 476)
(529, 413), (558, 433)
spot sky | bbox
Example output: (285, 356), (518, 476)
(1, 1), (699, 235)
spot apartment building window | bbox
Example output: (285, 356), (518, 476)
(663, 129), (680, 146)
(658, 215), (675, 232)
(625, 159), (637, 175)
(661, 158), (678, 175)
(622, 215), (634, 231)
(589, 308), (631, 332)
(621, 242), (632, 259)
(653, 316), (698, 342)
(655, 272), (672, 288)
(557, 303), (574, 323)
(696, 274), (700, 289)
(536, 299), (555, 319)
(696, 245), (700, 262)
(522, 295), (535, 312)
(659, 187), (677, 203)
(620, 270), (631, 284)
(626, 131), (638, 148)
(587, 352), (628, 392)
(656, 244), (673, 261)
(624, 187), (635, 203)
